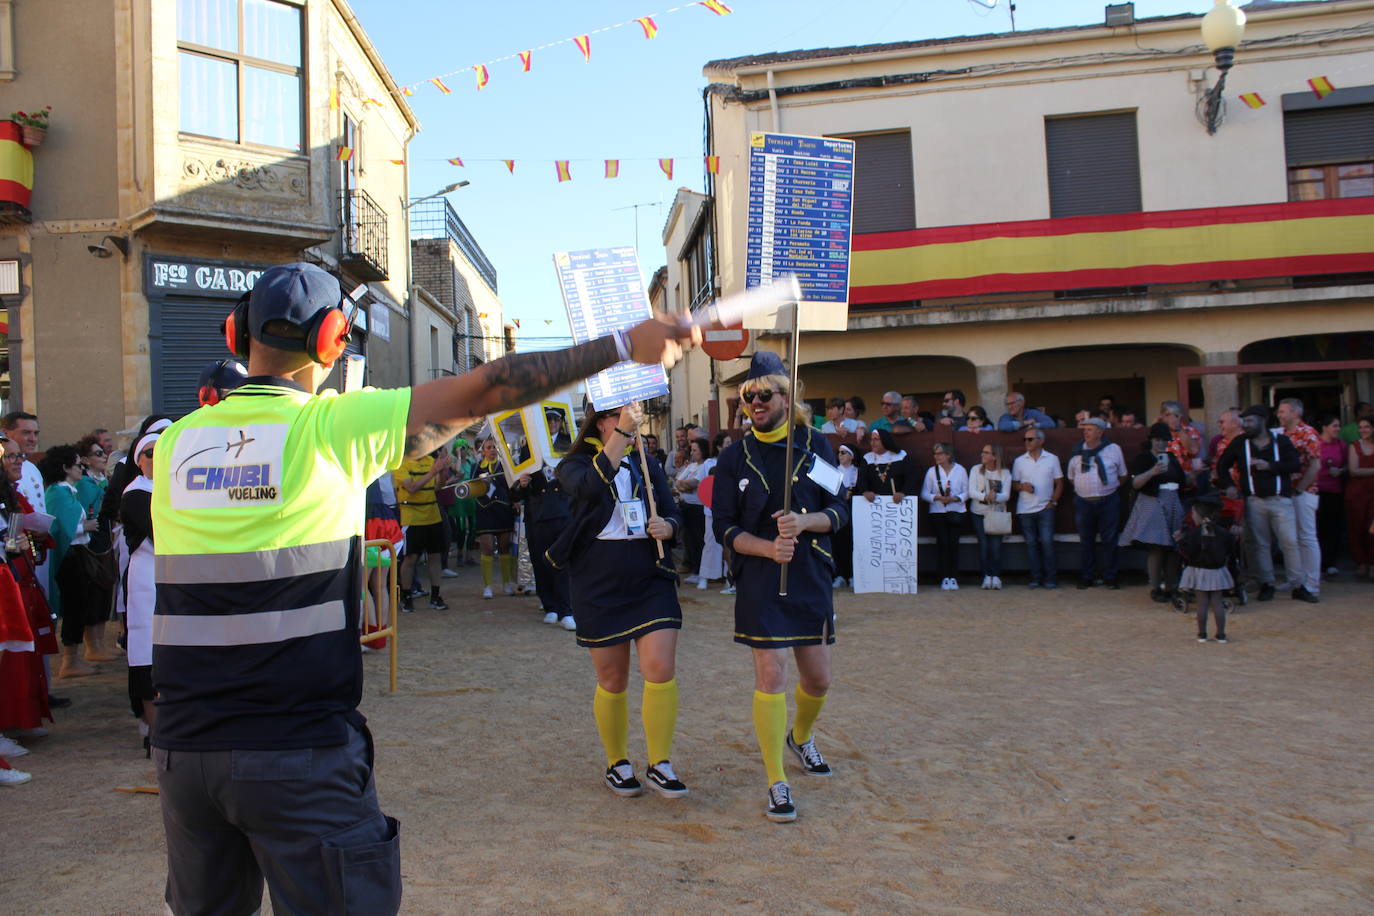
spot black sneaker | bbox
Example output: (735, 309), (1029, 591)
(1076, 580), (1092, 590)
(429, 592), (449, 610)
(1215, 633), (1228, 644)
(786, 732), (833, 776)
(604, 760), (642, 797)
(400, 596), (414, 614)
(766, 781), (797, 822)
(1290, 586), (1319, 604)
(1151, 587), (1169, 603)
(1198, 634), (1208, 643)
(645, 761), (689, 798)
(1104, 579), (1120, 590)
(1257, 583), (1275, 601)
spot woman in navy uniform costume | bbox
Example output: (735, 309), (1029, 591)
(550, 401), (688, 799)
(473, 437), (517, 597)
(712, 352), (848, 823)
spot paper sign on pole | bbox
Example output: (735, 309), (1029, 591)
(850, 495), (918, 595)
(554, 247), (668, 411)
(485, 396), (576, 486)
(745, 131), (855, 332)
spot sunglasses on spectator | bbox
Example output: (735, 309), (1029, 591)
(1023, 436), (1037, 441)
(741, 389), (776, 404)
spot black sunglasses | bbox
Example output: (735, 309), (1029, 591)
(741, 389), (776, 404)
(1023, 437), (1037, 442)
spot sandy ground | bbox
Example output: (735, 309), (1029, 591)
(5, 569), (1374, 915)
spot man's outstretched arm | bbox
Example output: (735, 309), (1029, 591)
(403, 317), (696, 459)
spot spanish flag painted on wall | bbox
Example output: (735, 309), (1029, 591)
(0, 122), (34, 209)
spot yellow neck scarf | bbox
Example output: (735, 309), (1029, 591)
(751, 423), (789, 444)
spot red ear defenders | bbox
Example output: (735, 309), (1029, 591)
(222, 291), (351, 365)
(199, 384), (222, 408)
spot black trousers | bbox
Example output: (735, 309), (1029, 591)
(680, 503), (706, 575)
(528, 519), (571, 615)
(1316, 491), (1344, 568)
(929, 512), (964, 580)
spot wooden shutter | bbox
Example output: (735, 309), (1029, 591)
(1045, 112), (1141, 218)
(849, 131), (915, 233)
(1284, 105), (1374, 166)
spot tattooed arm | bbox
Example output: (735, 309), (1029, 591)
(403, 317), (697, 459)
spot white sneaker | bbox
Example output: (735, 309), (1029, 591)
(0, 767), (32, 786)
(441, 568), (460, 578)
(683, 574), (699, 585)
(696, 577), (708, 590)
(948, 579), (959, 591)
(542, 611), (559, 624)
(831, 576), (845, 589)
(560, 615), (577, 631)
(992, 576), (1003, 590)
(504, 583), (515, 596)
(939, 578), (951, 590)
(0, 736), (28, 758)
(720, 584), (737, 595)
(482, 586), (494, 600)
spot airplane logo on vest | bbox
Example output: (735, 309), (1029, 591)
(176, 430), (278, 502)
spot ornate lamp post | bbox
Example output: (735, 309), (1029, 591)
(1199, 0), (1247, 135)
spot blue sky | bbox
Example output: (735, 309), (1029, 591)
(349, 0), (1208, 349)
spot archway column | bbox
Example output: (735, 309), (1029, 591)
(976, 363), (1009, 419)
(1201, 350), (1241, 423)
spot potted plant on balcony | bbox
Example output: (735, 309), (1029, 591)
(9, 107), (51, 148)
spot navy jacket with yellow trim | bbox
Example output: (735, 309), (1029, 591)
(547, 445), (680, 575)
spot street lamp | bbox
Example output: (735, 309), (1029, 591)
(1199, 0), (1247, 135)
(404, 180), (470, 209)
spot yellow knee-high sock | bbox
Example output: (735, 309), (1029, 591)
(791, 685), (828, 745)
(752, 690), (788, 785)
(594, 685), (629, 767)
(500, 554), (516, 584)
(479, 554), (494, 586)
(641, 679), (679, 765)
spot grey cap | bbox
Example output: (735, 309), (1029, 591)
(1079, 417), (1109, 429)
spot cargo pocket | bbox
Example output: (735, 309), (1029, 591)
(320, 814), (402, 916)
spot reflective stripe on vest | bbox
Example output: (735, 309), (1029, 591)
(153, 600), (346, 646)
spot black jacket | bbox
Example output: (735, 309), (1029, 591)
(1216, 434), (1301, 498)
(548, 445), (679, 574)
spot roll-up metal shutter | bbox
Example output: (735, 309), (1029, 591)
(149, 296), (233, 417)
(1284, 105), (1374, 166)
(1045, 112), (1141, 218)
(848, 131), (915, 233)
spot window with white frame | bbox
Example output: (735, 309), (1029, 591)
(177, 0), (304, 152)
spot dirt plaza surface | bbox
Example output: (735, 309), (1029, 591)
(6, 573), (1373, 915)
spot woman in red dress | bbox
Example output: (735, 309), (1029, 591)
(1346, 416), (1374, 580)
(0, 433), (53, 751)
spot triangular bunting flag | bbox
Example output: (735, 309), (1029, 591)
(605, 160), (620, 178)
(448, 157), (465, 167)
(1239, 93), (1265, 109)
(705, 156), (720, 174)
(573, 35), (591, 62)
(636, 17), (658, 39)
(364, 97), (383, 108)
(329, 88), (339, 111)
(503, 160), (516, 174)
(698, 0), (733, 14)
(430, 77), (452, 95)
(402, 87), (414, 97)
(474, 65), (490, 90)
(555, 160), (572, 182)
(513, 318), (521, 329)
(389, 159), (406, 165)
(336, 147), (353, 162)
(1308, 76), (1334, 99)
(519, 51), (532, 72)
(659, 158), (674, 180)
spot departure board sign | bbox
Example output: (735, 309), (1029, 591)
(554, 247), (669, 411)
(745, 131), (855, 331)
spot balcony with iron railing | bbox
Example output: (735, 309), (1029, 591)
(339, 188), (389, 282)
(409, 198), (498, 294)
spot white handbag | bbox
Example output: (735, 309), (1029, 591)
(983, 508), (1012, 536)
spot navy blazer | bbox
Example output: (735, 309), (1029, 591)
(548, 444), (680, 574)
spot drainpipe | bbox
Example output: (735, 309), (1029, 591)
(766, 69), (780, 131)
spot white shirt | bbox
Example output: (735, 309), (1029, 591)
(596, 463), (647, 541)
(1067, 442), (1126, 498)
(676, 461), (705, 506)
(921, 463), (968, 514)
(967, 465), (1011, 516)
(18, 460), (45, 513)
(1012, 450), (1063, 514)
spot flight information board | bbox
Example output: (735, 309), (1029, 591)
(553, 246), (668, 411)
(745, 131), (855, 326)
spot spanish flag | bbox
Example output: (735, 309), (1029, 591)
(448, 157), (465, 166)
(474, 65), (490, 90)
(705, 155), (720, 174)
(430, 77), (452, 95)
(605, 159), (620, 178)
(698, 0), (733, 14)
(519, 51), (532, 72)
(636, 17), (658, 39)
(329, 88), (339, 111)
(1239, 92), (1265, 109)
(659, 158), (674, 180)
(503, 160), (516, 174)
(336, 146), (353, 162)
(573, 35), (591, 62)
(555, 160), (572, 182)
(1308, 76), (1334, 99)
(0, 121), (34, 209)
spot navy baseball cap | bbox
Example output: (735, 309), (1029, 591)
(248, 263), (343, 351)
(197, 358), (247, 392)
(744, 350), (787, 380)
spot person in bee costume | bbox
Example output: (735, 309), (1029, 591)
(711, 351), (848, 823)
(548, 400), (687, 800)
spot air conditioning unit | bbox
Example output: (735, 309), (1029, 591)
(1105, 2), (1135, 26)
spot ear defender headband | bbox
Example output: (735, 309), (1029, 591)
(220, 281), (356, 365)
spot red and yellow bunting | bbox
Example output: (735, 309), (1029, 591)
(555, 160), (572, 182)
(519, 51), (532, 72)
(329, 88), (340, 111)
(402, 87), (414, 97)
(389, 159), (405, 165)
(1308, 76), (1334, 98)
(636, 17), (658, 39)
(573, 35), (591, 62)
(503, 160), (516, 174)
(698, 0), (733, 14)
(605, 160), (621, 178)
(1239, 93), (1265, 109)
(447, 157), (465, 166)
(705, 155), (720, 174)
(474, 65), (490, 90)
(336, 146), (353, 162)
(429, 77), (452, 95)
(659, 158), (674, 179)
